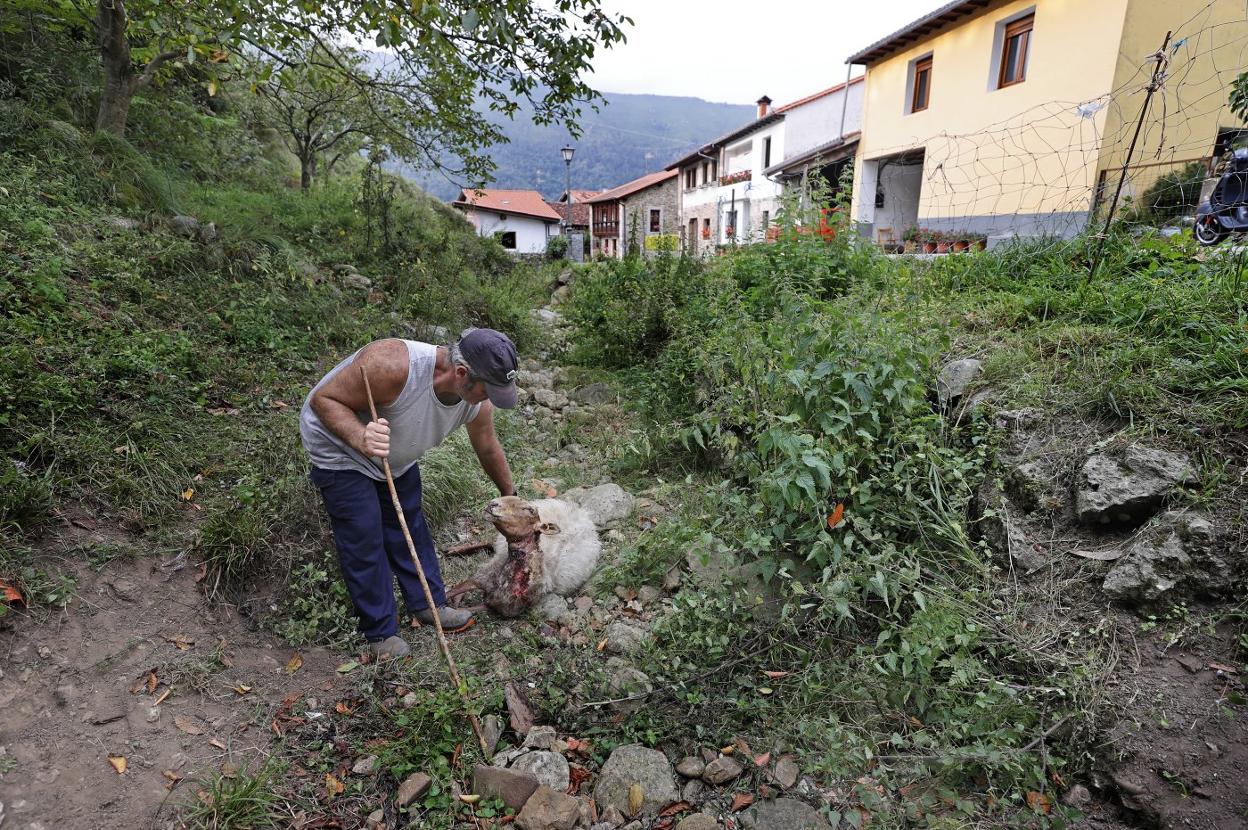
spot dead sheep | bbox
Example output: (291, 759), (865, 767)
(446, 495), (601, 617)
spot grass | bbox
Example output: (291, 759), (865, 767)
(177, 757), (287, 830)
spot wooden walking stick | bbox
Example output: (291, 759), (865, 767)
(360, 366), (489, 757)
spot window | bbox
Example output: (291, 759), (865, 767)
(689, 218), (698, 244)
(495, 231), (516, 249)
(763, 137), (772, 169)
(762, 209), (769, 228)
(702, 217), (711, 239)
(649, 209), (661, 233)
(911, 56), (932, 112)
(701, 162), (709, 184)
(711, 159), (718, 181)
(685, 168), (697, 189)
(998, 14), (1033, 88)
(726, 209), (738, 236)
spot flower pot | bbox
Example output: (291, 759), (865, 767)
(972, 238), (986, 251)
(922, 242), (937, 254)
(936, 242), (951, 254)
(952, 239), (969, 252)
(903, 241), (917, 253)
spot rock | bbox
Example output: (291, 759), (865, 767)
(600, 805), (626, 826)
(516, 785), (581, 830)
(146, 706), (160, 723)
(994, 408), (1044, 430)
(739, 798), (829, 829)
(571, 382), (614, 406)
(557, 268), (574, 286)
(352, 755), (378, 775)
(773, 756), (800, 789)
(104, 216), (141, 233)
(482, 714), (503, 756)
(675, 756), (705, 778)
(1061, 783), (1092, 809)
(492, 746), (531, 768)
(675, 816), (719, 830)
(525, 725), (558, 751)
(977, 484), (1046, 573)
(604, 622), (646, 656)
(637, 585), (661, 605)
(702, 756), (742, 785)
(1103, 512), (1225, 607)
(396, 772), (432, 806)
(473, 763), (540, 810)
(685, 542), (738, 588)
(663, 565), (683, 592)
(1075, 445), (1194, 525)
(365, 808), (384, 830)
(170, 214), (201, 238)
(593, 744), (680, 818)
(531, 308), (563, 327)
(551, 285), (571, 305)
(342, 272), (372, 292)
(1006, 460), (1050, 513)
(570, 483), (634, 529)
(936, 358), (983, 406)
(681, 778), (704, 802)
(605, 658), (652, 713)
(401, 691), (419, 709)
(533, 594), (569, 623)
(512, 751), (570, 792)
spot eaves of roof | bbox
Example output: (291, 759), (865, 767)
(763, 132), (861, 178)
(776, 75), (865, 113)
(846, 0), (995, 66)
(585, 169), (678, 204)
(664, 110), (786, 171)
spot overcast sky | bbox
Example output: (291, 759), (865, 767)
(587, 0), (941, 105)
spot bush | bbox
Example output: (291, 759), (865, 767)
(546, 234), (569, 260)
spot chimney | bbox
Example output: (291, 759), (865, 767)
(756, 95), (772, 118)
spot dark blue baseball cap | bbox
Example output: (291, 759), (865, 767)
(459, 328), (519, 409)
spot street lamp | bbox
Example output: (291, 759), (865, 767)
(560, 145), (575, 236)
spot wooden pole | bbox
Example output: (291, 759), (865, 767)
(360, 366), (489, 757)
(1087, 30), (1172, 284)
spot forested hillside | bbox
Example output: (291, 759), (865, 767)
(396, 92), (753, 200)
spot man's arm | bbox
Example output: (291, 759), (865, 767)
(310, 339), (408, 458)
(465, 402), (515, 496)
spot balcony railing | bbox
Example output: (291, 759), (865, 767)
(592, 221), (619, 237)
(720, 170), (751, 186)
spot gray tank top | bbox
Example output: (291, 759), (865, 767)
(299, 340), (481, 480)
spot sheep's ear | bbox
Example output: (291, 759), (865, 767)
(538, 521), (561, 535)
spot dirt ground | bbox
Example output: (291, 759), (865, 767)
(0, 518), (352, 830)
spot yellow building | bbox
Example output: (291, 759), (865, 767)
(847, 0), (1248, 245)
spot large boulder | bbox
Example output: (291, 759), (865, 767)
(512, 750), (570, 793)
(1103, 512), (1226, 608)
(472, 764), (540, 810)
(516, 785), (581, 830)
(936, 358), (983, 406)
(571, 382), (614, 406)
(564, 483), (634, 529)
(1075, 445), (1194, 525)
(593, 745), (679, 818)
(739, 798), (829, 829)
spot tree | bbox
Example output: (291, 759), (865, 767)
(1231, 71), (1248, 128)
(59, 0), (628, 183)
(248, 44), (387, 190)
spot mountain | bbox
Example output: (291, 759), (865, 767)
(395, 92), (754, 201)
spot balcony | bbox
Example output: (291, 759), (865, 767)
(592, 220), (619, 237)
(720, 170), (751, 186)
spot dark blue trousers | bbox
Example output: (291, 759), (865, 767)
(309, 464), (446, 641)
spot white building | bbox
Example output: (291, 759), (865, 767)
(763, 76), (864, 197)
(668, 97), (787, 253)
(450, 189), (561, 254)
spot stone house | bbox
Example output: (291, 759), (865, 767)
(585, 170), (680, 259)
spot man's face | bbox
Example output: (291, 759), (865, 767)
(455, 365), (491, 405)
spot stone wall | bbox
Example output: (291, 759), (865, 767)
(619, 176), (681, 258)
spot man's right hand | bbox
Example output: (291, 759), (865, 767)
(361, 418), (390, 458)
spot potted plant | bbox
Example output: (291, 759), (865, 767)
(935, 230), (951, 254)
(971, 234), (987, 251)
(902, 226), (920, 253)
(951, 232), (970, 253)
(701, 226), (711, 240)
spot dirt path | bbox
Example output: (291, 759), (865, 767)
(0, 520), (350, 830)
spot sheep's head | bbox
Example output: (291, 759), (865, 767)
(485, 495), (541, 542)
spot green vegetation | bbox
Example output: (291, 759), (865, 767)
(561, 191), (1247, 824)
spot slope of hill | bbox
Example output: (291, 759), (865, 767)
(397, 91), (754, 200)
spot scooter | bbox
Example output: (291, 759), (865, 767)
(1194, 147), (1248, 246)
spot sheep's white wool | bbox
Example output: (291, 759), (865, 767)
(488, 498), (601, 596)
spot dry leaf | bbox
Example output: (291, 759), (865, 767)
(209, 738), (227, 750)
(326, 773), (344, 797)
(627, 783), (644, 816)
(596, 638), (607, 652)
(193, 562), (208, 583)
(1209, 661), (1238, 674)
(181, 487), (195, 502)
(108, 755), (127, 774)
(720, 744), (735, 755)
(758, 687), (773, 695)
(753, 752), (771, 768)
(658, 801), (690, 817)
(335, 701), (354, 715)
(730, 793), (754, 812)
(146, 671), (159, 694)
(459, 794), (481, 805)
(1026, 791), (1052, 814)
(827, 502), (846, 529)
(174, 715), (205, 735)
(162, 770), (183, 791)
(734, 738), (752, 756)
(285, 652), (303, 674)
(0, 579), (22, 605)
(762, 670), (789, 680)
(113, 445), (129, 456)
(163, 633), (195, 651)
